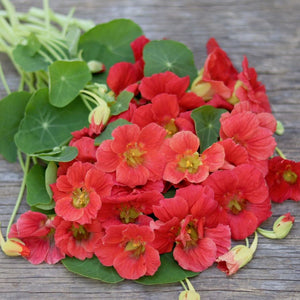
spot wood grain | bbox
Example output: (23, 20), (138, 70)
(0, 0), (299, 299)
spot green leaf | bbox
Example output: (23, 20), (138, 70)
(26, 33), (42, 56)
(12, 44), (49, 72)
(14, 88), (89, 154)
(110, 91), (134, 116)
(135, 253), (199, 285)
(45, 161), (57, 199)
(94, 119), (131, 146)
(143, 40), (198, 82)
(191, 105), (227, 152)
(49, 60), (92, 107)
(163, 188), (176, 199)
(79, 19), (143, 83)
(65, 26), (81, 57)
(0, 91), (31, 162)
(26, 164), (53, 207)
(34, 146), (78, 162)
(62, 256), (124, 283)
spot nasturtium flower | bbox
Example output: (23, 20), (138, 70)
(95, 224), (160, 280)
(162, 131), (224, 184)
(152, 185), (231, 272)
(132, 93), (195, 136)
(51, 162), (113, 224)
(234, 56), (272, 113)
(96, 123), (166, 187)
(53, 217), (103, 260)
(8, 211), (64, 264)
(216, 231), (258, 275)
(265, 156), (300, 203)
(191, 37), (238, 101)
(220, 103), (277, 161)
(203, 164), (271, 240)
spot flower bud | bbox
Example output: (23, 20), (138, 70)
(257, 213), (295, 239)
(275, 120), (285, 135)
(216, 231), (258, 276)
(0, 227), (30, 257)
(179, 290), (200, 300)
(179, 278), (200, 300)
(88, 101), (110, 126)
(87, 60), (106, 74)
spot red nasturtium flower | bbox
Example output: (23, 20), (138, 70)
(219, 102), (276, 161)
(162, 131), (225, 184)
(203, 164), (271, 240)
(96, 123), (166, 187)
(95, 224), (160, 280)
(8, 211), (64, 264)
(191, 37), (238, 101)
(53, 217), (103, 260)
(265, 156), (300, 202)
(152, 185), (231, 272)
(132, 93), (195, 136)
(51, 162), (113, 224)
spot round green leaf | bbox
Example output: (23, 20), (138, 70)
(62, 256), (124, 284)
(110, 91), (134, 116)
(135, 253), (199, 285)
(79, 19), (143, 83)
(35, 146), (78, 162)
(49, 60), (92, 107)
(14, 88), (89, 154)
(191, 105), (227, 152)
(143, 40), (198, 82)
(0, 91), (31, 162)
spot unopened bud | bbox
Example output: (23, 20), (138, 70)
(87, 60), (106, 74)
(257, 213), (295, 239)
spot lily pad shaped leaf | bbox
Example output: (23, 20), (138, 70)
(191, 105), (227, 152)
(110, 91), (134, 116)
(49, 60), (92, 107)
(0, 91), (31, 162)
(143, 40), (198, 83)
(15, 88), (89, 154)
(135, 252), (199, 285)
(79, 19), (143, 83)
(62, 256), (124, 283)
(34, 146), (78, 162)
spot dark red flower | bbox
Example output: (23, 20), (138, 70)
(266, 156), (300, 202)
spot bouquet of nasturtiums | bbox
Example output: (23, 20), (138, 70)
(0, 1), (298, 298)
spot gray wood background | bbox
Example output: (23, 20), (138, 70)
(0, 0), (299, 299)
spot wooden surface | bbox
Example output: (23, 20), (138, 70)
(0, 0), (300, 299)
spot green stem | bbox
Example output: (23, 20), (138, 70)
(275, 147), (287, 159)
(250, 231), (258, 253)
(257, 227), (277, 239)
(17, 150), (25, 173)
(6, 155), (30, 237)
(180, 280), (187, 291)
(0, 62), (11, 94)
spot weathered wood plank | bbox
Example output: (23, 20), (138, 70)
(0, 0), (299, 299)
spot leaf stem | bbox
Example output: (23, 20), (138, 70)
(275, 147), (287, 159)
(6, 155), (30, 237)
(0, 62), (11, 94)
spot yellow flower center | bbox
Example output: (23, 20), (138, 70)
(71, 224), (90, 241)
(119, 206), (141, 224)
(177, 152), (202, 174)
(72, 188), (90, 208)
(164, 119), (178, 137)
(125, 240), (145, 257)
(123, 142), (145, 167)
(228, 197), (246, 215)
(283, 169), (297, 184)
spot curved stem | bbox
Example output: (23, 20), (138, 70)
(6, 155), (30, 237)
(250, 231), (258, 253)
(275, 147), (287, 159)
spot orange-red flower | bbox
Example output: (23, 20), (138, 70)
(96, 123), (166, 187)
